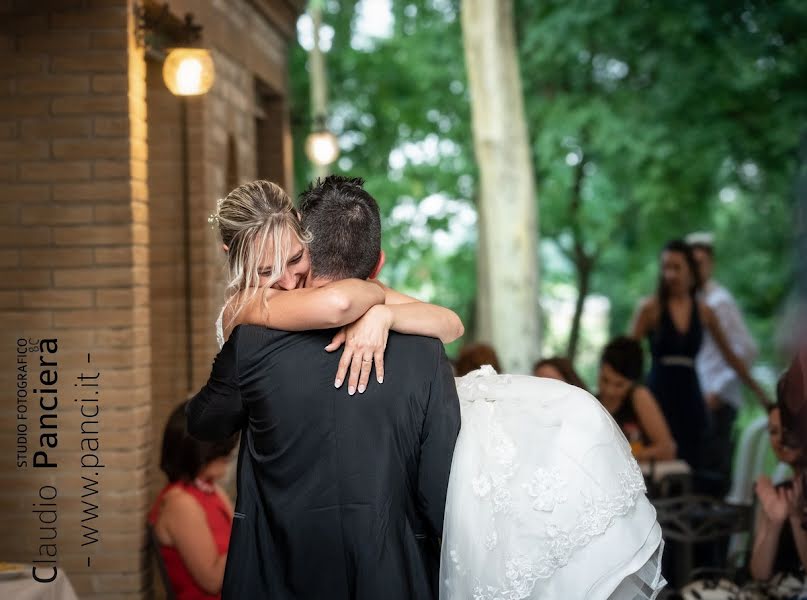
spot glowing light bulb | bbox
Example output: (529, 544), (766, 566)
(163, 49), (215, 97)
(305, 130), (340, 166)
(175, 57), (203, 95)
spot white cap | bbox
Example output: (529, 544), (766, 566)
(685, 231), (714, 247)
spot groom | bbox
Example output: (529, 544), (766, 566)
(187, 176), (461, 599)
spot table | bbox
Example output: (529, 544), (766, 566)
(0, 567), (79, 600)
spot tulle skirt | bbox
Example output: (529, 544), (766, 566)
(440, 368), (666, 599)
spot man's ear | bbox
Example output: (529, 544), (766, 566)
(222, 243), (229, 253)
(369, 250), (385, 279)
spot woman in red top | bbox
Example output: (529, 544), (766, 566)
(148, 402), (239, 599)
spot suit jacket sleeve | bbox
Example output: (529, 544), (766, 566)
(186, 325), (245, 441)
(417, 344), (461, 538)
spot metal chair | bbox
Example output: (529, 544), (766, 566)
(147, 523), (177, 600)
(653, 494), (753, 590)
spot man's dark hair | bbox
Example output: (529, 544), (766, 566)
(160, 401), (238, 482)
(601, 336), (644, 382)
(299, 175), (381, 280)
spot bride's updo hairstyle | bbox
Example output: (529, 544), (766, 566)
(212, 180), (311, 323)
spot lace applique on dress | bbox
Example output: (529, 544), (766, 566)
(443, 374), (654, 599)
(449, 457), (646, 598)
(523, 468), (568, 512)
(457, 365), (513, 403)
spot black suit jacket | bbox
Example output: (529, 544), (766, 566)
(187, 325), (460, 600)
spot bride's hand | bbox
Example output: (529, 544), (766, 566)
(326, 305), (392, 395)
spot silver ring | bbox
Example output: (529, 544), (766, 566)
(361, 358), (372, 363)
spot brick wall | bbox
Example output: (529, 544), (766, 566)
(0, 0), (298, 598)
(0, 1), (151, 598)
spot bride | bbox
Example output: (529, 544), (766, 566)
(208, 178), (664, 599)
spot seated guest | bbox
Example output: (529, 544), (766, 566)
(148, 402), (238, 599)
(532, 356), (589, 392)
(750, 366), (806, 582)
(597, 337), (676, 461)
(456, 342), (501, 376)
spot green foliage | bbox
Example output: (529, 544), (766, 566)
(290, 0), (477, 353)
(518, 0), (804, 368)
(288, 0), (805, 366)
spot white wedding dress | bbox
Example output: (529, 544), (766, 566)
(441, 366), (665, 600)
(215, 315), (664, 599)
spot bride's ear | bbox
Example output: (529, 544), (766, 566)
(369, 250), (385, 279)
(222, 243), (229, 253)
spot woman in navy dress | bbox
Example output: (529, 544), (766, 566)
(631, 240), (770, 469)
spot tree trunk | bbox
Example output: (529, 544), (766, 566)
(566, 258), (592, 361)
(565, 157), (588, 362)
(474, 202), (493, 343)
(461, 0), (540, 373)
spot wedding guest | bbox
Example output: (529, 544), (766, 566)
(597, 337), (676, 461)
(688, 232), (759, 488)
(456, 342), (501, 376)
(749, 368), (807, 581)
(778, 352), (807, 535)
(148, 402), (238, 599)
(533, 356), (589, 392)
(631, 239), (770, 469)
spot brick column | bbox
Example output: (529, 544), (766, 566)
(0, 2), (152, 597)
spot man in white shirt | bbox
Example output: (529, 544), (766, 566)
(687, 232), (759, 492)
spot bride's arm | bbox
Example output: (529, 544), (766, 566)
(230, 278), (385, 334)
(327, 284), (465, 394)
(378, 282), (465, 343)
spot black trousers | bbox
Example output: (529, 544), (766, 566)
(698, 402), (737, 496)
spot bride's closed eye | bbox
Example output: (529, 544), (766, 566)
(288, 251), (303, 265)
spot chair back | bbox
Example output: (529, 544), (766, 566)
(654, 495), (752, 544)
(725, 415), (769, 505)
(654, 494), (753, 588)
(147, 523), (177, 600)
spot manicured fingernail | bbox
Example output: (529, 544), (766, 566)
(348, 386), (356, 395)
(334, 379), (342, 388)
(377, 376), (383, 384)
(358, 384), (366, 394)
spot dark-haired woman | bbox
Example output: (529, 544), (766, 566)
(148, 402), (239, 599)
(455, 342), (502, 376)
(631, 240), (770, 469)
(533, 356), (589, 392)
(598, 337), (676, 462)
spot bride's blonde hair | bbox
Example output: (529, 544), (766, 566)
(211, 180), (311, 327)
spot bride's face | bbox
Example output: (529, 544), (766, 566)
(258, 234), (311, 290)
